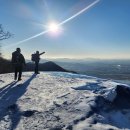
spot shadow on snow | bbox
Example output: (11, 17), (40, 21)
(0, 74), (36, 130)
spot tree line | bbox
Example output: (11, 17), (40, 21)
(0, 24), (12, 73)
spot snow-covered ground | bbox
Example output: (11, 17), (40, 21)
(0, 72), (130, 130)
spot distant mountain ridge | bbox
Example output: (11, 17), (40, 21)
(25, 61), (72, 72)
(0, 57), (76, 74)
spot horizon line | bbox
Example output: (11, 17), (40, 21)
(3, 56), (130, 61)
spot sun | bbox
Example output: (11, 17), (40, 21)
(48, 22), (59, 33)
(46, 22), (63, 36)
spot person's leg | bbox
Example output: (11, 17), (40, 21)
(14, 66), (18, 80)
(35, 62), (37, 73)
(37, 62), (39, 73)
(18, 66), (22, 81)
(35, 62), (39, 74)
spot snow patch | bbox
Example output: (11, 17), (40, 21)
(103, 87), (117, 102)
(0, 72), (130, 130)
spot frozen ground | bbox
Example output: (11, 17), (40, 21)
(0, 72), (130, 130)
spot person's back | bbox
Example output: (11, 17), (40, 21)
(35, 52), (40, 63)
(33, 51), (45, 74)
(12, 48), (25, 81)
(12, 51), (25, 65)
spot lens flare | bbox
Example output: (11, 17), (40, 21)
(3, 0), (100, 48)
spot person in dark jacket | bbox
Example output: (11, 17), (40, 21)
(12, 48), (26, 81)
(33, 51), (45, 74)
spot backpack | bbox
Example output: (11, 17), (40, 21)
(31, 53), (36, 61)
(12, 52), (23, 64)
(16, 55), (21, 63)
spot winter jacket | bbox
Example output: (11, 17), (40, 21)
(12, 51), (25, 65)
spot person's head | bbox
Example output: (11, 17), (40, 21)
(36, 51), (39, 54)
(16, 48), (21, 53)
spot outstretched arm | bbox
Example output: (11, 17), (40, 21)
(39, 52), (45, 55)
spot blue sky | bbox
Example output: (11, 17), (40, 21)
(0, 0), (130, 59)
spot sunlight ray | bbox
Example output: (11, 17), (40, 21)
(3, 0), (100, 49)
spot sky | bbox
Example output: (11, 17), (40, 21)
(0, 0), (130, 59)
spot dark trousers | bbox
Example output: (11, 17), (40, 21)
(14, 65), (23, 80)
(35, 62), (39, 73)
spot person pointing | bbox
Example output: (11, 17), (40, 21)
(31, 51), (45, 74)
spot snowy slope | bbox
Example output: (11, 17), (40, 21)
(0, 72), (130, 130)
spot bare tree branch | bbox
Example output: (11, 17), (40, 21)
(0, 24), (12, 41)
(0, 24), (12, 57)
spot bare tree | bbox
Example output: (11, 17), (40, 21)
(0, 24), (12, 40)
(0, 24), (12, 57)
